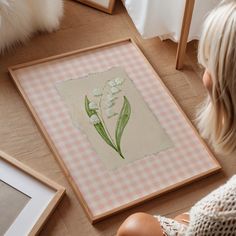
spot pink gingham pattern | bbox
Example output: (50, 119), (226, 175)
(14, 41), (219, 218)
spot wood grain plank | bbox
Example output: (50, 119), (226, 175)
(0, 1), (232, 235)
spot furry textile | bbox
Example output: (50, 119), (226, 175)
(0, 0), (63, 52)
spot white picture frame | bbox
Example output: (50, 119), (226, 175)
(0, 151), (65, 236)
(77, 0), (116, 14)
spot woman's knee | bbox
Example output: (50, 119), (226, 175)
(117, 212), (163, 236)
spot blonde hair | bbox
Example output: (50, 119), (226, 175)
(197, 0), (236, 154)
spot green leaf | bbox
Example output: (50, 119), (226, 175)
(115, 96), (131, 158)
(85, 96), (117, 151)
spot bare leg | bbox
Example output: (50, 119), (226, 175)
(117, 212), (164, 236)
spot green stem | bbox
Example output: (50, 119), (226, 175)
(98, 82), (117, 148)
(118, 151), (125, 159)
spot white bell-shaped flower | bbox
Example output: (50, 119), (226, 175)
(108, 80), (117, 87)
(106, 108), (115, 118)
(111, 87), (120, 94)
(89, 101), (98, 110)
(92, 88), (102, 97)
(107, 93), (115, 101)
(115, 77), (124, 85)
(90, 114), (101, 125)
(104, 100), (113, 108)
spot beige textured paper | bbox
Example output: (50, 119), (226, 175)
(57, 67), (173, 170)
(0, 180), (30, 235)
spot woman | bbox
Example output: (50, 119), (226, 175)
(117, 0), (236, 235)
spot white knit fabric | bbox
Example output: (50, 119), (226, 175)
(155, 215), (187, 236)
(156, 175), (236, 235)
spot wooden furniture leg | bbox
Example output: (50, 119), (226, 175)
(176, 0), (195, 70)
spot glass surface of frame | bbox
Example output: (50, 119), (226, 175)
(0, 151), (65, 236)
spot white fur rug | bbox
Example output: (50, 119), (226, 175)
(0, 0), (63, 52)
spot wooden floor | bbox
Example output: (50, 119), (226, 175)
(0, 1), (235, 235)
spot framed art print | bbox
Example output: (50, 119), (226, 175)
(9, 38), (221, 223)
(0, 151), (65, 235)
(77, 0), (116, 14)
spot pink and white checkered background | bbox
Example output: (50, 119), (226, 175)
(15, 41), (219, 218)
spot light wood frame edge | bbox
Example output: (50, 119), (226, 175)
(78, 0), (116, 14)
(0, 150), (65, 235)
(8, 37), (221, 224)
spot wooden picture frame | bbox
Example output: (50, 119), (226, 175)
(77, 0), (116, 14)
(0, 151), (65, 235)
(8, 38), (221, 223)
